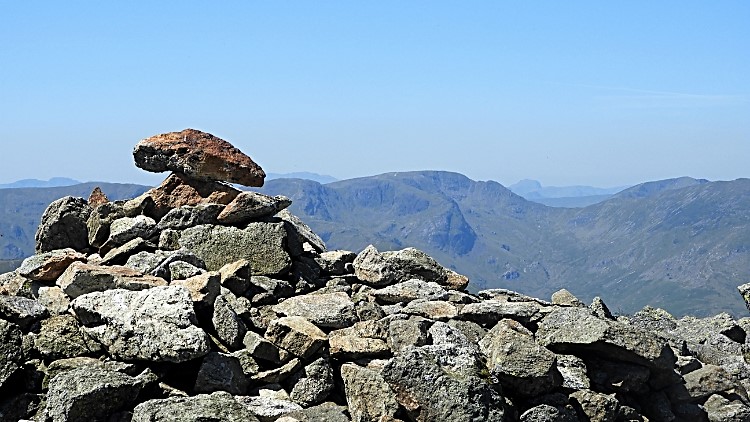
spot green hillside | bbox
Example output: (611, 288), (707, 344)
(259, 172), (750, 317)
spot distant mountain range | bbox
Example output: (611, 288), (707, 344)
(258, 172), (750, 317)
(266, 172), (338, 184)
(1, 173), (747, 317)
(0, 177), (81, 189)
(509, 179), (630, 208)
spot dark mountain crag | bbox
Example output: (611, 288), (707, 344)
(2, 130), (750, 421)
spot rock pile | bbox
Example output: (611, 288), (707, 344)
(3, 129), (750, 421)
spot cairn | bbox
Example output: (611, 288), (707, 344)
(1, 129), (750, 421)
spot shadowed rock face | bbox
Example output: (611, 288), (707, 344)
(133, 128), (266, 187)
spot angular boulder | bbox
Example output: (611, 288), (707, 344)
(341, 363), (400, 422)
(0, 295), (49, 330)
(35, 196), (92, 253)
(133, 128), (266, 186)
(44, 367), (141, 422)
(71, 286), (210, 362)
(265, 316), (327, 359)
(536, 307), (676, 371)
(479, 319), (561, 396)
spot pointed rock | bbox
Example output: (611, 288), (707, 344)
(134, 128), (266, 186)
(35, 196), (92, 253)
(87, 186), (109, 208)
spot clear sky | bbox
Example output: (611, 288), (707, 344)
(1, 1), (748, 188)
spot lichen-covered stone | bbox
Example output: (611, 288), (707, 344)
(217, 191), (292, 224)
(17, 248), (86, 281)
(178, 223), (291, 274)
(273, 292), (356, 329)
(132, 391), (260, 422)
(71, 286), (210, 362)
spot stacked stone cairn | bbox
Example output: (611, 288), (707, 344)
(2, 129), (750, 421)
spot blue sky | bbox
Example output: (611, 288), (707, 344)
(1, 1), (748, 188)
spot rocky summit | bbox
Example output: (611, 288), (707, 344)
(2, 131), (750, 422)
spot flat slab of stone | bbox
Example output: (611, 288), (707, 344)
(178, 223), (291, 274)
(134, 128), (266, 186)
(265, 316), (327, 359)
(217, 191), (292, 224)
(353, 245), (469, 289)
(17, 248), (86, 281)
(71, 286), (210, 362)
(132, 391), (260, 422)
(57, 262), (168, 298)
(273, 292), (356, 329)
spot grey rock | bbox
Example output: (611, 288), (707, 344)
(447, 319), (487, 344)
(556, 354), (590, 390)
(680, 364), (738, 402)
(353, 245), (468, 290)
(341, 363), (399, 422)
(382, 344), (506, 421)
(231, 349), (261, 378)
(34, 315), (101, 359)
(273, 292), (357, 329)
(520, 404), (578, 422)
(253, 358), (303, 384)
(158, 228), (181, 250)
(0, 295), (48, 330)
(479, 319), (561, 396)
(71, 286), (210, 362)
(194, 352), (249, 395)
(355, 300), (386, 321)
(156, 204), (224, 231)
(536, 307), (676, 371)
(87, 201), (126, 249)
(100, 237), (151, 265)
(218, 259), (252, 296)
(104, 215), (156, 248)
(125, 250), (172, 274)
(568, 390), (619, 422)
(217, 191), (292, 224)
(132, 391), (260, 422)
(265, 316), (327, 359)
(235, 395), (302, 421)
(169, 260), (206, 280)
(704, 394), (750, 422)
(151, 248), (207, 280)
(278, 209), (326, 253)
(387, 317), (430, 354)
(0, 319), (22, 389)
(278, 402), (349, 422)
(171, 271), (221, 310)
(551, 288), (585, 307)
(459, 299), (544, 326)
(372, 278), (448, 304)
(739, 282), (750, 313)
(213, 294), (248, 350)
(590, 296), (615, 320)
(315, 250), (356, 275)
(45, 367), (141, 422)
(57, 262), (168, 298)
(329, 321), (390, 359)
(37, 286), (71, 315)
(35, 196), (92, 253)
(243, 330), (286, 364)
(18, 248), (86, 281)
(0, 271), (32, 297)
(250, 275), (294, 300)
(402, 299), (458, 321)
(178, 223), (292, 274)
(289, 358), (334, 406)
